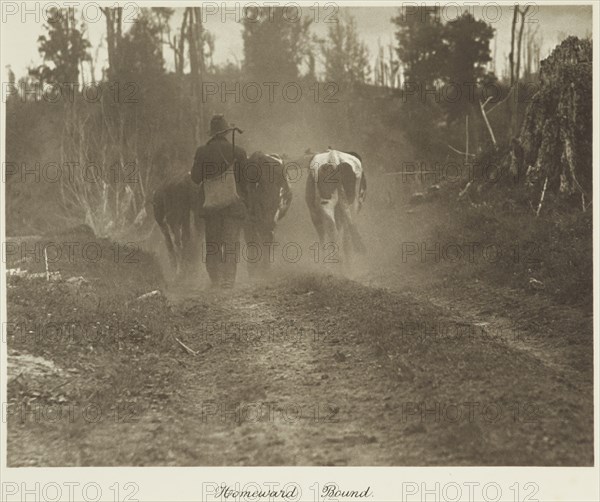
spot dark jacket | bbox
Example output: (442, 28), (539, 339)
(191, 136), (249, 201)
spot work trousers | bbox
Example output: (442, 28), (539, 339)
(204, 206), (245, 288)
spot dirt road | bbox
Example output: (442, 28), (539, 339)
(6, 175), (594, 466)
(8, 265), (593, 466)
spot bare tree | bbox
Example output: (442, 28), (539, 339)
(58, 101), (153, 238)
(375, 41), (401, 89)
(100, 7), (123, 79)
(506, 6), (531, 137)
(515, 5), (530, 85)
(524, 24), (541, 79)
(187, 7), (206, 144)
(511, 5), (531, 135)
(509, 7), (518, 86)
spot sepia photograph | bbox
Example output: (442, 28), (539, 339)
(1, 0), (598, 500)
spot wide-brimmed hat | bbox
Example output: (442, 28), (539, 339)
(210, 114), (230, 136)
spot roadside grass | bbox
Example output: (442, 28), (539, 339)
(404, 185), (593, 309)
(7, 226), (186, 465)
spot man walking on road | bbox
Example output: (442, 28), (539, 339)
(191, 115), (248, 288)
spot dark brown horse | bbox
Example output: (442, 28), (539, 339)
(244, 152), (293, 277)
(153, 172), (204, 273)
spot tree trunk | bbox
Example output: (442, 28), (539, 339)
(512, 6), (530, 136)
(115, 8), (122, 75)
(194, 7), (204, 141)
(517, 37), (592, 201)
(187, 7), (205, 145)
(509, 7), (518, 86)
(515, 6), (529, 85)
(102, 8), (122, 80)
(178, 9), (187, 74)
(104, 10), (115, 79)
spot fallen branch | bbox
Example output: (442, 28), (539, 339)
(11, 370), (25, 383)
(173, 336), (198, 356)
(487, 86), (514, 114)
(536, 176), (548, 217)
(174, 357), (188, 368)
(481, 96), (493, 109)
(49, 378), (75, 393)
(480, 99), (498, 147)
(44, 247), (50, 282)
(465, 115), (469, 164)
(458, 181), (473, 199)
(447, 144), (476, 157)
(6, 269), (62, 281)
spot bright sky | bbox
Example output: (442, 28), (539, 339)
(1, 3), (593, 82)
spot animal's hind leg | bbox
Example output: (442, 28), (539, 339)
(308, 206), (325, 244)
(335, 204), (366, 257)
(158, 222), (177, 271)
(258, 227), (275, 276)
(319, 196), (339, 247)
(306, 176), (326, 244)
(191, 211), (205, 274)
(335, 204), (350, 264)
(342, 225), (353, 271)
(167, 212), (183, 273)
(180, 209), (193, 274)
(154, 198), (177, 271)
(243, 221), (261, 280)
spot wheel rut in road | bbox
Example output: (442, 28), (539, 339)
(163, 281), (424, 465)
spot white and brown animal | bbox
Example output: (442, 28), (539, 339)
(304, 149), (367, 261)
